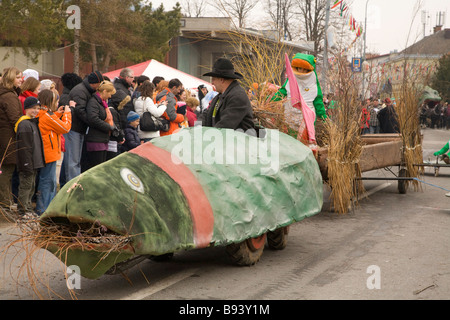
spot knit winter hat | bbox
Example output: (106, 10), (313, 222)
(23, 69), (39, 81)
(40, 79), (55, 91)
(24, 97), (40, 109)
(88, 71), (104, 84)
(127, 111), (140, 122)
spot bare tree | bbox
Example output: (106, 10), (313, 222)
(209, 0), (258, 28)
(294, 0), (328, 55)
(182, 0), (208, 17)
(265, 0), (295, 41)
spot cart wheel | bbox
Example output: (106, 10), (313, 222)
(226, 234), (266, 266)
(398, 168), (408, 194)
(267, 226), (289, 250)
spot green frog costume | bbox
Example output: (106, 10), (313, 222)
(272, 53), (327, 121)
(434, 139), (450, 158)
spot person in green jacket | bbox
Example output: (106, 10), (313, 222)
(433, 139), (450, 163)
(433, 140), (450, 197)
(272, 53), (327, 122)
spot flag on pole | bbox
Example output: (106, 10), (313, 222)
(284, 53), (316, 144)
(331, 0), (342, 9)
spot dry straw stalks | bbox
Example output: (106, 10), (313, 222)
(1, 215), (133, 299)
(395, 63), (424, 191)
(224, 30), (294, 135)
(323, 54), (364, 214)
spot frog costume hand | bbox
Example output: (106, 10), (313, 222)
(272, 53), (327, 121)
(434, 140), (450, 156)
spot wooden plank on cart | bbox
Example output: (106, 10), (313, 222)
(359, 140), (403, 172)
(361, 133), (402, 145)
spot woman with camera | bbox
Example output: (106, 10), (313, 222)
(85, 80), (118, 169)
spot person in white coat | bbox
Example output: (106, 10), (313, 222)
(133, 80), (167, 142)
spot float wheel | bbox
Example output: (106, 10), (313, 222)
(267, 226), (289, 250)
(226, 234), (266, 266)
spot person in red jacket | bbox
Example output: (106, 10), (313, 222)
(18, 76), (41, 114)
(360, 100), (370, 135)
(35, 89), (72, 215)
(185, 97), (199, 127)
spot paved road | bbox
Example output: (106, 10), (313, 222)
(0, 128), (449, 301)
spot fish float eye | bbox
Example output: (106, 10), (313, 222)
(120, 168), (144, 194)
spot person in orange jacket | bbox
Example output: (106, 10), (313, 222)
(155, 78), (185, 136)
(35, 89), (72, 215)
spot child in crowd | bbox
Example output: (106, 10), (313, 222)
(19, 77), (41, 114)
(122, 111), (142, 151)
(176, 101), (189, 129)
(15, 97), (45, 216)
(185, 97), (199, 127)
(35, 89), (72, 215)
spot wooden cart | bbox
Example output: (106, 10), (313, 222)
(316, 133), (412, 194)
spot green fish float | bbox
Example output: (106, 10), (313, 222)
(41, 127), (323, 279)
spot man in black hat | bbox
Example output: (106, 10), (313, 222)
(202, 58), (255, 131)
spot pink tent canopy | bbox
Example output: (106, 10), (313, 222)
(103, 60), (213, 91)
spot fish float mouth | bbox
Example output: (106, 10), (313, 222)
(26, 216), (135, 279)
(37, 216), (133, 249)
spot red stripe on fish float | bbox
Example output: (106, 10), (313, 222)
(130, 143), (214, 248)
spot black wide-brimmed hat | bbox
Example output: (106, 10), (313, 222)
(203, 58), (243, 79)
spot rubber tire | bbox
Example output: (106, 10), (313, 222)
(267, 226), (289, 250)
(226, 234), (266, 266)
(398, 168), (408, 194)
(149, 252), (174, 262)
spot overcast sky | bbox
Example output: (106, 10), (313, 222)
(151, 0), (448, 55)
(351, 0), (448, 54)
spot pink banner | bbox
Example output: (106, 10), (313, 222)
(284, 53), (316, 143)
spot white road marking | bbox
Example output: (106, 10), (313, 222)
(120, 268), (199, 300)
(359, 182), (392, 199)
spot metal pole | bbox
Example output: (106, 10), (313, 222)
(322, 0), (332, 93)
(74, 29), (80, 75)
(66, 5), (81, 74)
(362, 0), (370, 99)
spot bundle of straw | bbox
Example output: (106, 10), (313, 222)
(225, 30), (293, 135)
(395, 65), (424, 191)
(322, 55), (365, 214)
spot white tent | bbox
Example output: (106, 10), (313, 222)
(103, 59), (213, 93)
